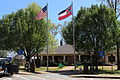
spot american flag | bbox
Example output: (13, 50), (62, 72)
(36, 5), (47, 20)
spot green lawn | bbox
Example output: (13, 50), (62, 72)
(35, 67), (59, 72)
(77, 65), (117, 70)
(76, 65), (120, 74)
(19, 66), (61, 72)
(19, 65), (120, 74)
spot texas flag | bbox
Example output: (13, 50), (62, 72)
(58, 5), (72, 20)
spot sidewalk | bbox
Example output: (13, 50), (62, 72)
(59, 66), (74, 71)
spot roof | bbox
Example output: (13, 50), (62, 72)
(15, 55), (25, 59)
(39, 44), (78, 55)
(56, 44), (77, 54)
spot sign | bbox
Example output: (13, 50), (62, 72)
(18, 50), (24, 55)
(6, 57), (12, 61)
(98, 51), (105, 57)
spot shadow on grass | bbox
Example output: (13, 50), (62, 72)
(48, 70), (79, 75)
(71, 75), (120, 79)
(47, 70), (120, 79)
(99, 70), (120, 74)
(48, 70), (98, 75)
(19, 67), (42, 75)
(48, 69), (120, 75)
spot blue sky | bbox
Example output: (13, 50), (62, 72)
(0, 0), (100, 23)
(0, 0), (101, 44)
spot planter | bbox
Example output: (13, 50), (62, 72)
(30, 62), (35, 72)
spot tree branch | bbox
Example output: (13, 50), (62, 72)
(107, 0), (113, 8)
(117, 12), (120, 18)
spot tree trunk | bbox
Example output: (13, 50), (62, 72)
(116, 41), (120, 70)
(90, 55), (94, 73)
(24, 57), (31, 72)
(26, 57), (31, 63)
(25, 57), (31, 67)
(94, 51), (99, 73)
(95, 65), (98, 72)
(36, 53), (40, 68)
(83, 64), (88, 73)
(94, 57), (98, 73)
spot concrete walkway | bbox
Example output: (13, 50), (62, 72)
(59, 66), (74, 71)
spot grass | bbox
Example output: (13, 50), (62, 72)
(75, 65), (120, 74)
(19, 66), (27, 72)
(35, 67), (60, 72)
(98, 66), (120, 74)
(19, 65), (120, 74)
(19, 66), (61, 72)
(98, 66), (117, 71)
(98, 70), (120, 74)
(76, 65), (117, 70)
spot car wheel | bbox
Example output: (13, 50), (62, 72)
(10, 72), (13, 75)
(4, 68), (8, 74)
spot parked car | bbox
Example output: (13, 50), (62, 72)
(0, 58), (13, 76)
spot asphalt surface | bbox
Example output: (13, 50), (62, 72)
(0, 72), (120, 80)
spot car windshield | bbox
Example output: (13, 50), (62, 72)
(0, 59), (9, 65)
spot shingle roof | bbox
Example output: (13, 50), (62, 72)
(39, 44), (78, 55)
(56, 44), (77, 54)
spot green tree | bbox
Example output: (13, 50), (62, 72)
(48, 20), (59, 53)
(62, 5), (116, 72)
(0, 50), (7, 57)
(0, 3), (49, 64)
(97, 0), (120, 70)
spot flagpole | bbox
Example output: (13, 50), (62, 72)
(72, 1), (76, 71)
(46, 3), (49, 71)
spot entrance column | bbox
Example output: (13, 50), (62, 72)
(79, 55), (81, 62)
(63, 55), (66, 62)
(52, 56), (55, 61)
(41, 56), (43, 61)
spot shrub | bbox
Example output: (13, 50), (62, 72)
(63, 61), (69, 66)
(58, 63), (64, 68)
